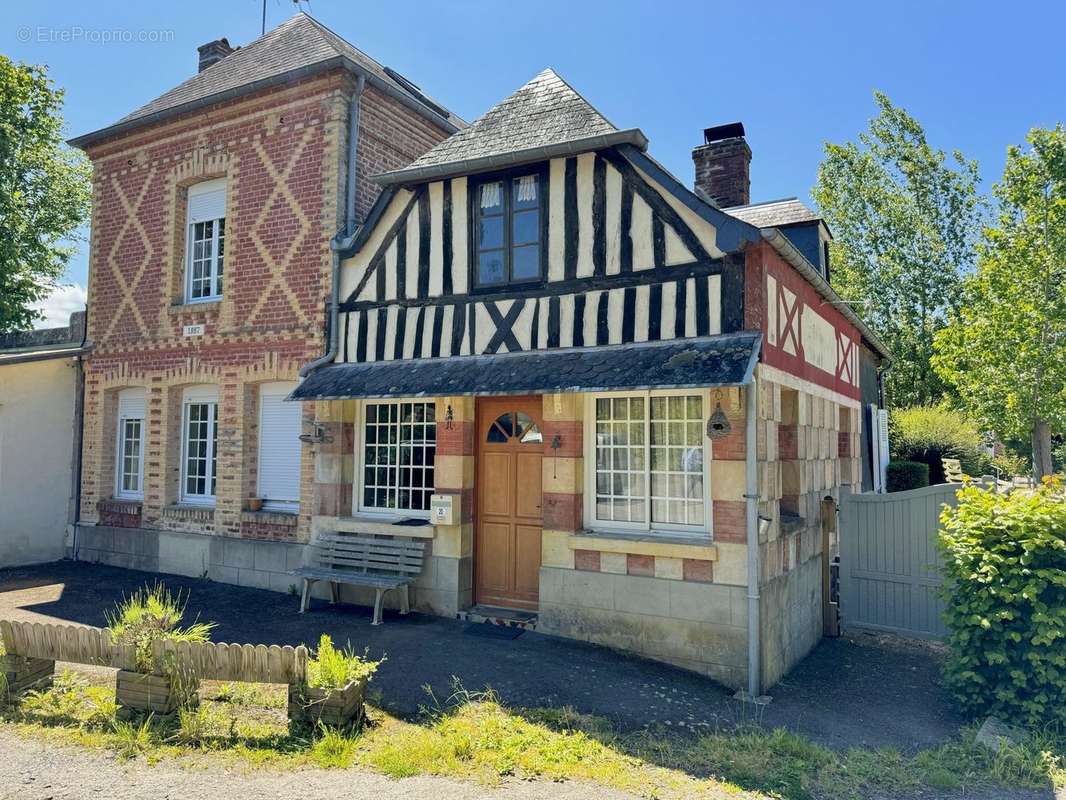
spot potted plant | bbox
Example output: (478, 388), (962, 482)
(107, 583), (214, 715)
(288, 634), (379, 727)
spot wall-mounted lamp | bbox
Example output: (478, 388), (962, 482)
(550, 434), (563, 478)
(445, 404), (454, 430)
(706, 390), (732, 440)
(298, 421), (334, 445)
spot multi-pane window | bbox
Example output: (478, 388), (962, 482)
(115, 389), (145, 501)
(181, 388), (218, 505)
(592, 393), (707, 532)
(188, 219), (225, 300)
(475, 173), (542, 287)
(361, 401), (436, 513)
(185, 179), (226, 302)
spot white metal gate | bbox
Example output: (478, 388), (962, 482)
(837, 484), (960, 639)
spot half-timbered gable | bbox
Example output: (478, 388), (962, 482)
(333, 71), (757, 364)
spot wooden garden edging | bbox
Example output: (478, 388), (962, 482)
(1, 619), (361, 726)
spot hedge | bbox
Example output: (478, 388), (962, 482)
(890, 405), (984, 484)
(886, 460), (930, 492)
(938, 480), (1066, 726)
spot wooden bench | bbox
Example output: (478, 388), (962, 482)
(292, 533), (426, 625)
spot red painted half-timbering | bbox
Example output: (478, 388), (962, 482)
(744, 241), (861, 400)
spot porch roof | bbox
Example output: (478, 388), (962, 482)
(290, 332), (761, 401)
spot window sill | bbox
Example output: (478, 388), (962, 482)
(100, 498), (142, 514)
(162, 504), (215, 522)
(332, 514), (434, 538)
(567, 529), (717, 561)
(241, 509), (298, 527)
(168, 299), (222, 315)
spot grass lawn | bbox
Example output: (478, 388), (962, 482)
(3, 667), (1062, 800)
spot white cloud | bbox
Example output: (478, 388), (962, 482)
(31, 284), (87, 329)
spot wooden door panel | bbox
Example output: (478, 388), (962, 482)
(480, 452), (513, 517)
(476, 522), (513, 594)
(515, 452), (542, 519)
(514, 524), (542, 599)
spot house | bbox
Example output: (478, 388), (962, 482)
(68, 14), (461, 580)
(0, 313), (89, 566)
(292, 69), (890, 693)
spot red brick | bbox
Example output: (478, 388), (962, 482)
(682, 558), (714, 583)
(543, 492), (582, 531)
(436, 420), (475, 456)
(713, 500), (747, 543)
(574, 549), (600, 572)
(626, 554), (654, 577)
(837, 430), (850, 458)
(778, 424), (798, 461)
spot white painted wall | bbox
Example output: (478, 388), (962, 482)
(0, 357), (77, 566)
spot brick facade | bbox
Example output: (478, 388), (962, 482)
(79, 68), (450, 546)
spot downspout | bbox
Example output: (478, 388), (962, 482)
(744, 376), (762, 699)
(71, 309), (89, 561)
(300, 74), (365, 378)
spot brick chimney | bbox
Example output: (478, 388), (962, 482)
(692, 122), (751, 208)
(197, 38), (234, 72)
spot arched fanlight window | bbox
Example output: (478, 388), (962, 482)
(486, 411), (543, 444)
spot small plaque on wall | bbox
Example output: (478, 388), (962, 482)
(183, 324), (205, 337)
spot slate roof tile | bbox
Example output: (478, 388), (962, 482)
(385, 68), (618, 175)
(291, 333), (762, 400)
(724, 197), (821, 229)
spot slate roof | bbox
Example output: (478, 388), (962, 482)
(71, 13), (461, 147)
(376, 68), (624, 182)
(290, 333), (762, 401)
(724, 198), (821, 229)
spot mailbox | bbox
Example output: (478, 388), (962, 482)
(430, 494), (455, 526)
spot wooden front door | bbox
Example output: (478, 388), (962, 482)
(475, 397), (544, 610)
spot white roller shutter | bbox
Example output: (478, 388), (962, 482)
(117, 388), (146, 421)
(188, 178), (227, 224)
(257, 383), (301, 510)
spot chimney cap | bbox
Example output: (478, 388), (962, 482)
(703, 122), (745, 144)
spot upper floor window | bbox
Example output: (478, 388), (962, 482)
(115, 388), (145, 501)
(185, 179), (226, 303)
(474, 172), (543, 288)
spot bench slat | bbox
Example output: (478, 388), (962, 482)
(317, 543), (425, 560)
(316, 534), (425, 550)
(292, 567), (410, 588)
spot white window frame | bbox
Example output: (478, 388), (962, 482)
(583, 390), (713, 540)
(353, 399), (437, 519)
(184, 178), (226, 304)
(180, 385), (219, 507)
(256, 382), (301, 513)
(115, 389), (145, 501)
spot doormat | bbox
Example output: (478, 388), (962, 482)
(463, 623), (524, 640)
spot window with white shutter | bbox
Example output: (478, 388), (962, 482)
(257, 383), (301, 512)
(115, 388), (145, 500)
(185, 178), (226, 303)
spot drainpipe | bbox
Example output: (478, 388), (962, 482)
(744, 377), (762, 699)
(300, 74), (365, 378)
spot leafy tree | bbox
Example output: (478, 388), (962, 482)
(933, 125), (1066, 478)
(0, 56), (91, 333)
(813, 92), (985, 407)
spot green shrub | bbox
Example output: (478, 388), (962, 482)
(938, 480), (1066, 726)
(106, 583), (215, 672)
(891, 405), (984, 484)
(305, 634), (380, 690)
(886, 460), (930, 492)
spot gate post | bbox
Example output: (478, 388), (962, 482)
(821, 493), (840, 637)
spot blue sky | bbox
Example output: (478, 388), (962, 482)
(3, 0), (1063, 324)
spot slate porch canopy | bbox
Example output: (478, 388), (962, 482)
(290, 332), (761, 401)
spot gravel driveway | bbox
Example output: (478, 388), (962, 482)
(0, 730), (635, 800)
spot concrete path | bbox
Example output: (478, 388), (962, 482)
(0, 561), (968, 751)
